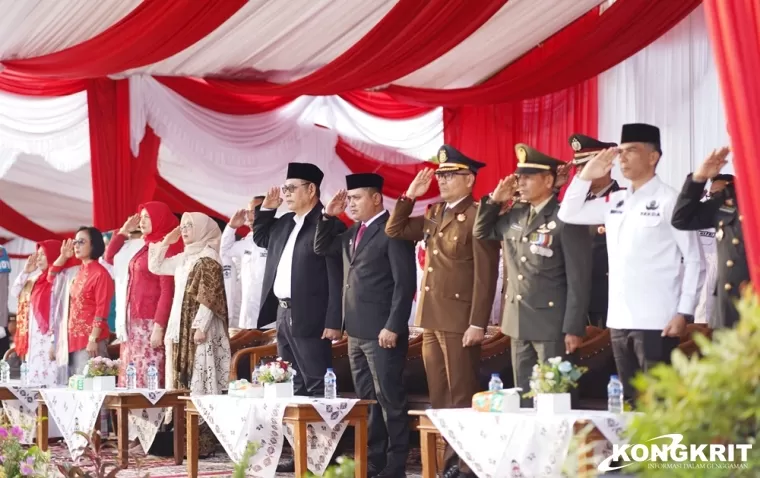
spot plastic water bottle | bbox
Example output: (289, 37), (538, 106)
(146, 362), (159, 391)
(488, 373), (504, 391)
(126, 362), (137, 390)
(607, 375), (624, 413)
(0, 361), (10, 383)
(251, 366), (261, 386)
(324, 368), (337, 399)
(19, 362), (28, 386)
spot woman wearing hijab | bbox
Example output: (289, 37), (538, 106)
(105, 202), (181, 388)
(148, 212), (230, 456)
(10, 240), (77, 385)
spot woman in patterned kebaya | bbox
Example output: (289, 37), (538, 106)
(105, 201), (181, 388)
(148, 212), (230, 456)
(10, 240), (76, 385)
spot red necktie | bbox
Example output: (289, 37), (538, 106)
(354, 223), (367, 251)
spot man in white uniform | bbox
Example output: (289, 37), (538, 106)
(558, 123), (703, 400)
(221, 196), (268, 330)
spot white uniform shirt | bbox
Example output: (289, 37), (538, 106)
(220, 226), (267, 329)
(558, 176), (704, 330)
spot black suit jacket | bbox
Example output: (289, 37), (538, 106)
(671, 174), (748, 329)
(588, 180), (622, 315)
(252, 202), (345, 337)
(314, 211), (416, 340)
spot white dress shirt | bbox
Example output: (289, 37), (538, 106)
(558, 176), (704, 330)
(220, 227), (267, 329)
(273, 213), (307, 299)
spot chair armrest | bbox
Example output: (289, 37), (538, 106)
(230, 343), (279, 381)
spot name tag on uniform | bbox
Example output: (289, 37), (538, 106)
(610, 209), (623, 215)
(510, 223), (523, 231)
(260, 251), (267, 258)
(719, 206), (736, 214)
(243, 251), (252, 255)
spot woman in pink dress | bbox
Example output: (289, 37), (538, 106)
(104, 202), (182, 387)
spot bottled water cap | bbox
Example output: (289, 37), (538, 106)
(326, 368), (334, 373)
(611, 374), (618, 380)
(491, 373), (500, 378)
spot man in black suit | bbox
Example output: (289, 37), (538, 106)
(253, 162), (345, 397)
(314, 173), (415, 478)
(569, 133), (621, 328)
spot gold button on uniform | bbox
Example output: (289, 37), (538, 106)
(727, 260), (734, 267)
(428, 267), (433, 272)
(516, 295), (522, 301)
(438, 232), (443, 237)
(725, 283), (732, 291)
(433, 250), (439, 255)
(517, 274), (524, 280)
(425, 286), (430, 291)
(455, 293), (460, 298)
(732, 238), (740, 245)
(522, 237), (528, 243)
(453, 236), (458, 241)
(520, 256), (527, 262)
(548, 301), (554, 307)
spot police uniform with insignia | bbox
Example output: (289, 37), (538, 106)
(385, 146), (499, 410)
(558, 124), (703, 400)
(569, 134), (621, 328)
(474, 144), (592, 402)
(671, 173), (748, 329)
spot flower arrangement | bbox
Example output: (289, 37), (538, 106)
(84, 357), (120, 378)
(524, 356), (587, 398)
(0, 423), (49, 477)
(257, 358), (297, 384)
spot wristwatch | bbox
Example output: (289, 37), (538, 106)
(681, 314), (695, 324)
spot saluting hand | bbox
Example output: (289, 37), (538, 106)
(54, 239), (74, 266)
(119, 214), (140, 237)
(326, 189), (348, 217)
(491, 175), (518, 203)
(578, 148), (617, 181)
(405, 169), (435, 200)
(262, 186), (282, 210)
(693, 147), (730, 183)
(23, 252), (37, 273)
(554, 163), (571, 189)
(228, 209), (247, 229)
(163, 227), (181, 245)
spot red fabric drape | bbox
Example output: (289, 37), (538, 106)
(339, 91), (433, 119)
(3, 0), (247, 78)
(0, 70), (85, 96)
(444, 78), (598, 199)
(387, 0), (701, 106)
(157, 77), (296, 114)
(87, 79), (160, 232)
(704, 0), (760, 285)
(205, 0), (507, 96)
(0, 200), (62, 242)
(335, 138), (439, 200)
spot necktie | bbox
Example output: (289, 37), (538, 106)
(528, 208), (536, 223)
(586, 191), (595, 201)
(354, 223), (367, 251)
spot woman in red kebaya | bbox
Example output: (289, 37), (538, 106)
(50, 227), (114, 375)
(105, 201), (181, 388)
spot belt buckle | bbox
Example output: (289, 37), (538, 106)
(279, 299), (289, 309)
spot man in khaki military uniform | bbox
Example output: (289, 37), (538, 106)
(473, 144), (592, 406)
(386, 145), (499, 478)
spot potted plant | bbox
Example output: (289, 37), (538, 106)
(524, 356), (587, 415)
(626, 290), (760, 476)
(83, 357), (120, 391)
(0, 423), (50, 477)
(258, 358), (297, 399)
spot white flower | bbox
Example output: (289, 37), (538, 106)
(548, 357), (562, 366)
(545, 372), (554, 380)
(529, 380), (537, 390)
(558, 361), (573, 374)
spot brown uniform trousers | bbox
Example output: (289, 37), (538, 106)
(386, 195), (499, 411)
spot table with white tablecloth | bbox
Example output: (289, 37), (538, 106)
(424, 408), (633, 478)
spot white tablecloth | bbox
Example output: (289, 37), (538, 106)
(40, 388), (171, 459)
(1, 383), (55, 444)
(192, 395), (359, 477)
(426, 408), (633, 478)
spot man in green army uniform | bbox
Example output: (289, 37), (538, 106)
(473, 144), (592, 406)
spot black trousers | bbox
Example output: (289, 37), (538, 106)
(610, 329), (680, 400)
(348, 336), (409, 472)
(276, 306), (332, 396)
(589, 312), (607, 329)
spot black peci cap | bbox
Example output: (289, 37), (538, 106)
(286, 162), (324, 186)
(346, 173), (384, 191)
